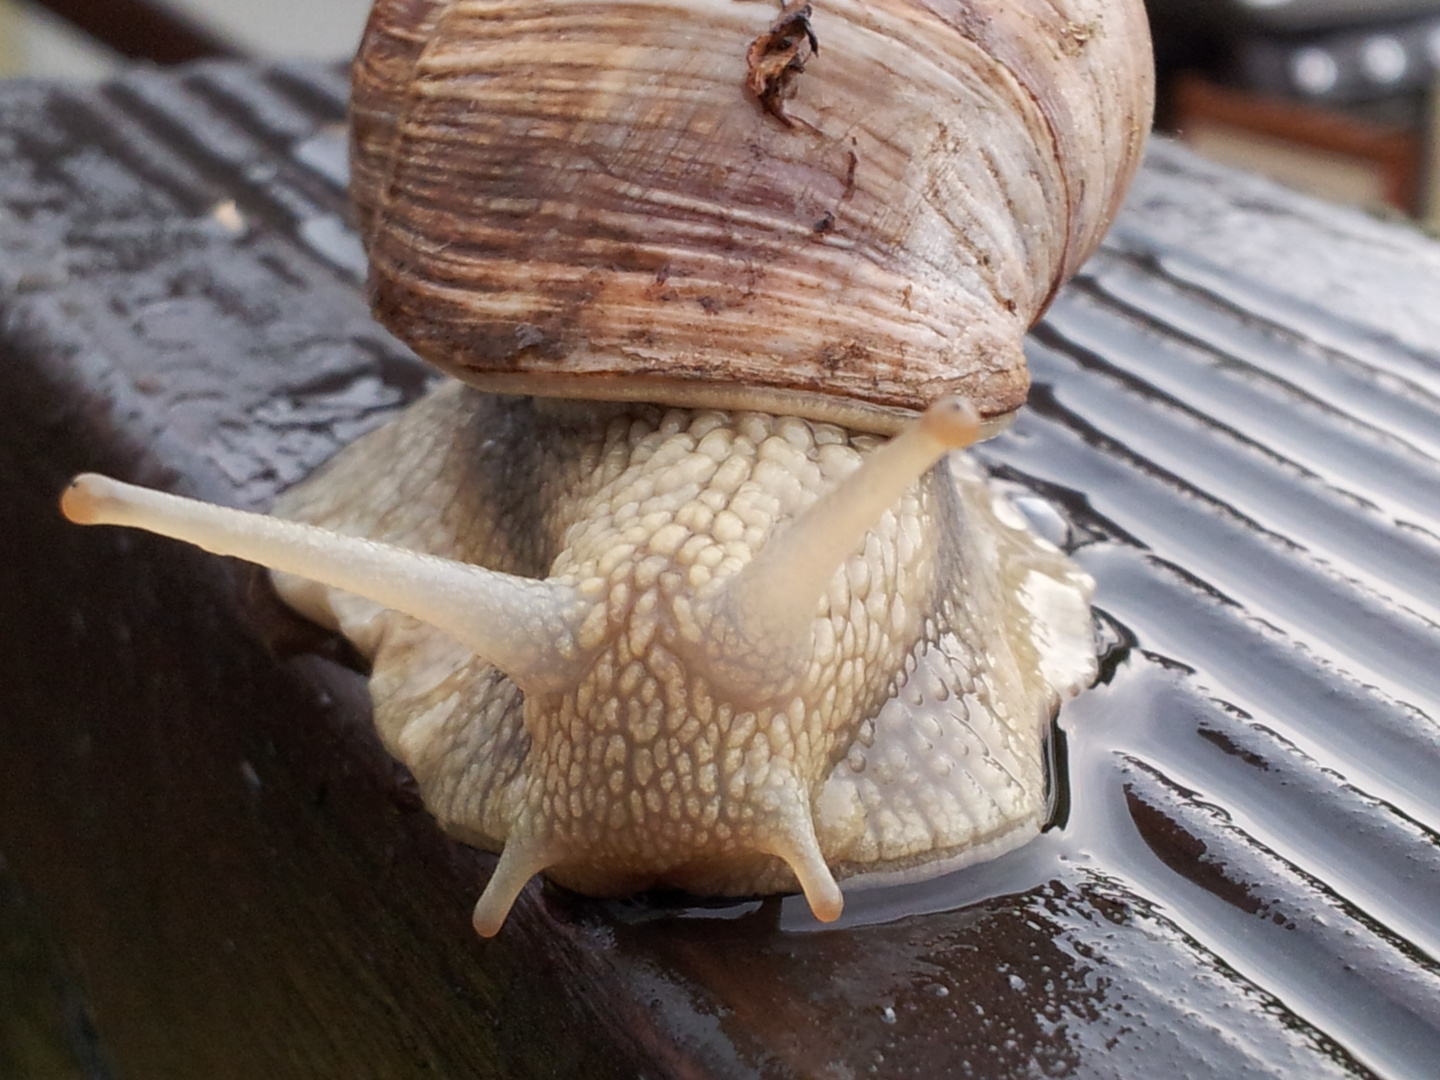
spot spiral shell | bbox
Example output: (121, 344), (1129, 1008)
(350, 0), (1153, 431)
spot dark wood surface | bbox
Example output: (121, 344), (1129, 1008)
(24, 0), (241, 65)
(3, 63), (1440, 1079)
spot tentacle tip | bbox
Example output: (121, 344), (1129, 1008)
(919, 395), (981, 450)
(806, 888), (844, 923)
(59, 473), (111, 525)
(790, 859), (845, 923)
(471, 893), (511, 938)
(471, 840), (554, 938)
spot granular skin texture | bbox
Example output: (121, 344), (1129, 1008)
(272, 382), (1095, 902)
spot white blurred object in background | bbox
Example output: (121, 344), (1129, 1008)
(0, 0), (118, 80)
(179, 0), (370, 59)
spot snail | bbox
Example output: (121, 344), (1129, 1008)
(60, 0), (1153, 936)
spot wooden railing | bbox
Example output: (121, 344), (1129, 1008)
(27, 0), (241, 64)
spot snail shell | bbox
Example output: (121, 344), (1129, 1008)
(351, 0), (1153, 430)
(60, 0), (1152, 934)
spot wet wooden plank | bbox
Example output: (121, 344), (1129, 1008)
(2, 63), (1439, 1079)
(26, 0), (241, 65)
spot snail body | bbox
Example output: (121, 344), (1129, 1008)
(61, 0), (1152, 934)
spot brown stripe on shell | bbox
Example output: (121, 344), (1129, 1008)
(349, 0), (448, 241)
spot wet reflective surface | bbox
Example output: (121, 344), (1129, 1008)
(1, 65), (1438, 1079)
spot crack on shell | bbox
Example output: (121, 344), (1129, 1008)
(745, 2), (819, 127)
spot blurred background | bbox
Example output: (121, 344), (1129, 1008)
(0, 0), (1437, 223)
(0, 0), (372, 79)
(1149, 0), (1440, 224)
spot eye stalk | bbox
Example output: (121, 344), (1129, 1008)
(692, 396), (981, 705)
(60, 472), (594, 697)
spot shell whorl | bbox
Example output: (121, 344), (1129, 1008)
(350, 0), (1153, 431)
